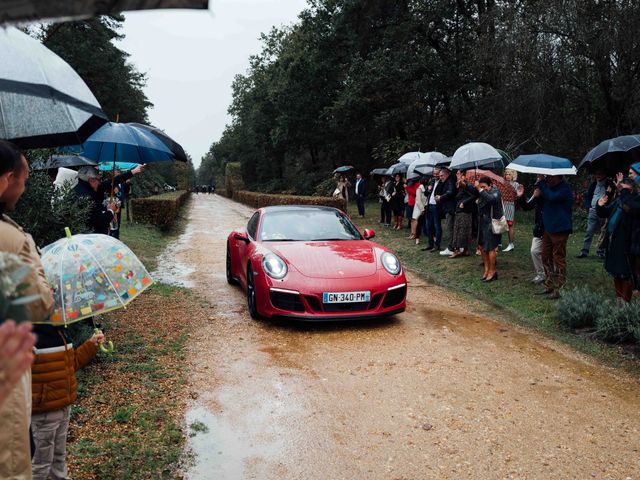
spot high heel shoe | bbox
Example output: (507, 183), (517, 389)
(483, 272), (498, 283)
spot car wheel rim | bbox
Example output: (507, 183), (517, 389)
(226, 249), (231, 277)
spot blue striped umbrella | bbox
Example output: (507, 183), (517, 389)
(508, 154), (577, 176)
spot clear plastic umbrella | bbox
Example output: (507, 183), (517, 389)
(450, 142), (503, 171)
(40, 228), (153, 326)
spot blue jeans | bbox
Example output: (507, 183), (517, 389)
(581, 208), (604, 255)
(425, 204), (442, 248)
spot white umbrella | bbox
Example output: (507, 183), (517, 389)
(406, 151), (449, 178)
(397, 151), (422, 165)
(450, 142), (503, 170)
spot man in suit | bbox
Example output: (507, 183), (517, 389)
(354, 172), (366, 217)
(422, 167), (444, 251)
(436, 167), (458, 256)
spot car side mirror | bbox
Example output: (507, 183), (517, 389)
(363, 228), (375, 240)
(234, 232), (250, 243)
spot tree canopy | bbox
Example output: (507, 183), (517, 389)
(200, 0), (640, 195)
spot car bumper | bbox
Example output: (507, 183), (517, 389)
(254, 271), (407, 320)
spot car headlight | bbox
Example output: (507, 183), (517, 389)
(381, 252), (401, 275)
(262, 253), (288, 279)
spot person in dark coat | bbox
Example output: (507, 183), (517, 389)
(354, 172), (366, 217)
(74, 165), (145, 234)
(516, 176), (546, 283)
(596, 179), (638, 302)
(476, 176), (503, 282)
(422, 168), (443, 251)
(449, 170), (477, 258)
(436, 167), (458, 256)
(390, 174), (406, 229)
(535, 175), (573, 299)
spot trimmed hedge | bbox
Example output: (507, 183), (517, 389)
(233, 190), (345, 210)
(131, 190), (190, 230)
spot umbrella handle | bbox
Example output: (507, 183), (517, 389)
(93, 328), (114, 353)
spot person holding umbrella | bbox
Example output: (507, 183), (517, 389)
(0, 140), (55, 480)
(475, 176), (503, 282)
(73, 164), (145, 234)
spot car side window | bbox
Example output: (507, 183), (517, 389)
(247, 212), (260, 240)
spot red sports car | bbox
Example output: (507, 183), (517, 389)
(226, 205), (407, 321)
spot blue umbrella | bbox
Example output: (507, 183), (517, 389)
(508, 154), (577, 176)
(97, 162), (139, 171)
(80, 122), (174, 165)
(579, 134), (640, 172)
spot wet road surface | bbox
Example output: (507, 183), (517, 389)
(156, 195), (640, 479)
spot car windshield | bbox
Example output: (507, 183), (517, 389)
(259, 209), (363, 242)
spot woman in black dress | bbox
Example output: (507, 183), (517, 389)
(476, 176), (503, 282)
(390, 174), (406, 230)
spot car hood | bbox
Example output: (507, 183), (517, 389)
(269, 241), (377, 279)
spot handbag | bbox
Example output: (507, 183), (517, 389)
(332, 187), (342, 198)
(491, 202), (509, 235)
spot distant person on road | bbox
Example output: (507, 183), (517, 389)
(354, 172), (366, 217)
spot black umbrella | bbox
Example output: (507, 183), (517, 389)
(31, 155), (97, 171)
(370, 168), (389, 176)
(128, 123), (188, 162)
(0, 27), (107, 149)
(578, 134), (640, 173)
(0, 1), (208, 24)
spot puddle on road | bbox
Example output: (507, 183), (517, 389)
(153, 223), (196, 288)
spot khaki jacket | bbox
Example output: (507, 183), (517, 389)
(0, 213), (54, 480)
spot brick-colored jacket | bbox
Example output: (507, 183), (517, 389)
(32, 327), (97, 414)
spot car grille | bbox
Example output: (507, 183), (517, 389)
(381, 285), (406, 308)
(322, 301), (370, 313)
(269, 291), (305, 312)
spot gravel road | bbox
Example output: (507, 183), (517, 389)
(157, 194), (640, 479)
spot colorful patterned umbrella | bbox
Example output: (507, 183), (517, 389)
(40, 229), (153, 325)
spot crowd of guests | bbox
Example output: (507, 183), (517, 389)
(0, 139), (148, 480)
(366, 164), (640, 302)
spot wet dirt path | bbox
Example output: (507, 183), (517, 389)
(157, 195), (640, 479)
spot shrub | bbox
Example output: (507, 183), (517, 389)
(131, 191), (190, 230)
(225, 162), (244, 198)
(232, 190), (345, 210)
(594, 300), (640, 343)
(12, 171), (92, 248)
(557, 286), (609, 329)
(313, 177), (339, 197)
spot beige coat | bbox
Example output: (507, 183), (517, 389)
(0, 214), (54, 480)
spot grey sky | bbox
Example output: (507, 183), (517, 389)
(119, 1), (308, 168)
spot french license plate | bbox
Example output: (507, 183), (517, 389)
(322, 291), (370, 303)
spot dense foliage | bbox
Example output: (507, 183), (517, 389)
(199, 0), (640, 194)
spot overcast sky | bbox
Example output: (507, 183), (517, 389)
(118, 1), (308, 168)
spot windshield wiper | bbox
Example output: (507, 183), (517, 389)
(309, 238), (350, 241)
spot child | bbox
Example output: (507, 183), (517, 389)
(30, 324), (105, 480)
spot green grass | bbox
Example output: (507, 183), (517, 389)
(118, 196), (191, 271)
(355, 200), (639, 372)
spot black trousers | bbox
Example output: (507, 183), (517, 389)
(356, 194), (365, 216)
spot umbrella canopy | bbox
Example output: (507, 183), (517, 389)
(31, 155), (97, 171)
(333, 165), (354, 174)
(97, 162), (140, 172)
(407, 151), (449, 178)
(0, 1), (208, 24)
(465, 169), (516, 202)
(397, 151), (422, 165)
(369, 168), (389, 176)
(53, 167), (78, 189)
(578, 134), (640, 173)
(81, 122), (174, 165)
(450, 142), (503, 171)
(40, 229), (153, 325)
(0, 27), (107, 149)
(128, 123), (188, 162)
(508, 154), (577, 176)
(386, 163), (408, 176)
